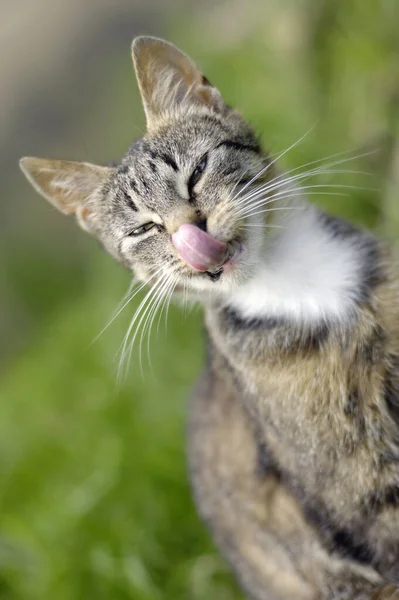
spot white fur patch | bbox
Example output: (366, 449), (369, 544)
(228, 205), (363, 325)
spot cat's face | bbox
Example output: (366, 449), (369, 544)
(20, 37), (268, 299)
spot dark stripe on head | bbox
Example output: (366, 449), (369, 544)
(216, 140), (261, 154)
(129, 179), (139, 195)
(148, 160), (157, 174)
(158, 154), (179, 172)
(139, 176), (150, 192)
(123, 191), (137, 211)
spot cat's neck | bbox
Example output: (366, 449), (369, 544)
(224, 200), (377, 327)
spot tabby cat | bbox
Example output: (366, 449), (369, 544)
(20, 37), (399, 599)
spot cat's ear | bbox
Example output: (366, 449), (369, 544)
(132, 36), (226, 131)
(19, 157), (112, 232)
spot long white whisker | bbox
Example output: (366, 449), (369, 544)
(236, 183), (368, 218)
(126, 272), (172, 377)
(260, 147), (376, 192)
(162, 275), (180, 335)
(231, 123), (318, 202)
(241, 203), (315, 221)
(233, 147), (376, 207)
(229, 168), (251, 200)
(242, 223), (285, 229)
(234, 165), (374, 212)
(116, 272), (169, 384)
(241, 190), (356, 220)
(139, 272), (178, 373)
(90, 267), (165, 346)
(140, 280), (170, 373)
(233, 146), (376, 212)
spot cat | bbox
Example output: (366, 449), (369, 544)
(20, 36), (399, 600)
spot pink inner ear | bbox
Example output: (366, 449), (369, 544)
(172, 223), (227, 271)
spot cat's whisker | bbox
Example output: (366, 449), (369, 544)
(229, 168), (251, 200)
(245, 206), (306, 216)
(117, 286), (157, 384)
(126, 271), (173, 376)
(237, 170), (374, 207)
(233, 146), (376, 207)
(116, 271), (170, 384)
(148, 271), (180, 368)
(91, 266), (165, 346)
(236, 183), (363, 218)
(157, 274), (180, 337)
(241, 204), (308, 221)
(140, 271), (179, 372)
(139, 280), (170, 372)
(232, 146), (376, 210)
(240, 191), (353, 221)
(230, 123), (318, 203)
(237, 187), (351, 220)
(235, 180), (363, 219)
(234, 165), (373, 211)
(258, 147), (375, 195)
(242, 223), (286, 229)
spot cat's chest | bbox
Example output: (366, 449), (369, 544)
(205, 309), (359, 474)
(237, 357), (340, 474)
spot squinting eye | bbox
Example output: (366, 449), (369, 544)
(129, 222), (156, 236)
(188, 153), (208, 194)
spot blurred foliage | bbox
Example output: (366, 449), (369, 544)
(2, 1), (399, 598)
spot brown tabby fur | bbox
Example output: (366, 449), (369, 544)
(19, 37), (399, 599)
(189, 247), (399, 598)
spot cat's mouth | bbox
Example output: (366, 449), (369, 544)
(205, 240), (242, 280)
(172, 223), (242, 279)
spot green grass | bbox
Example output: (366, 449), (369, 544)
(2, 2), (399, 598)
(1, 259), (243, 599)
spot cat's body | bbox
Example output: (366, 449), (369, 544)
(190, 235), (399, 599)
(20, 37), (399, 599)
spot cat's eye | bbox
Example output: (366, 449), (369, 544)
(129, 222), (156, 236)
(188, 153), (208, 194)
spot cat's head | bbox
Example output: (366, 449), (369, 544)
(20, 37), (270, 298)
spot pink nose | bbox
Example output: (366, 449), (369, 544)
(172, 223), (228, 271)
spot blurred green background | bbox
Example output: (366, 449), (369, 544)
(1, 0), (399, 598)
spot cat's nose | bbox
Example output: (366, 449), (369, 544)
(172, 223), (228, 272)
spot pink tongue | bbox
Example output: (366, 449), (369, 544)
(172, 223), (227, 271)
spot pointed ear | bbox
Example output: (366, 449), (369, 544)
(19, 157), (112, 232)
(131, 36), (226, 131)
